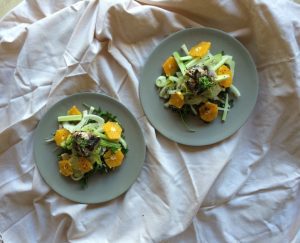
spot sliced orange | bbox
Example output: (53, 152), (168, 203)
(162, 56), (178, 76)
(199, 102), (218, 122)
(168, 92), (184, 109)
(58, 159), (73, 176)
(54, 128), (70, 146)
(104, 149), (124, 168)
(67, 105), (82, 115)
(102, 121), (122, 140)
(189, 41), (211, 58)
(216, 65), (233, 88)
(78, 157), (93, 173)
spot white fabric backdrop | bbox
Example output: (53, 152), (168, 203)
(0, 0), (299, 242)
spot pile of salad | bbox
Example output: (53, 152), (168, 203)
(47, 104), (128, 187)
(155, 41), (241, 127)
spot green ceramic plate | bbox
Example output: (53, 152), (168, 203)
(34, 92), (146, 203)
(139, 27), (258, 146)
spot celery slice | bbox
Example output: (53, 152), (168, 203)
(119, 137), (128, 149)
(181, 44), (189, 55)
(100, 139), (121, 150)
(222, 93), (230, 121)
(185, 57), (202, 69)
(185, 52), (212, 69)
(180, 55), (193, 61)
(155, 76), (168, 87)
(57, 115), (82, 122)
(173, 51), (187, 75)
(230, 84), (241, 97)
(212, 55), (231, 71)
(215, 74), (230, 82)
(88, 106), (95, 114)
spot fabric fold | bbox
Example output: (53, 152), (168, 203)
(0, 0), (299, 242)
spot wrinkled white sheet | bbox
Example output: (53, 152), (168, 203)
(0, 0), (299, 242)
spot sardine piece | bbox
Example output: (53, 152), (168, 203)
(186, 65), (208, 80)
(72, 131), (100, 157)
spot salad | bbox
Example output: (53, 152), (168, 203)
(47, 104), (128, 187)
(155, 41), (241, 129)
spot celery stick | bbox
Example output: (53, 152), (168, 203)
(180, 55), (193, 61)
(185, 57), (202, 69)
(88, 106), (95, 114)
(97, 133), (108, 139)
(181, 44), (190, 55)
(217, 107), (230, 111)
(204, 53), (222, 66)
(119, 137), (128, 149)
(57, 115), (82, 122)
(185, 52), (212, 69)
(173, 51), (187, 75)
(215, 74), (230, 82)
(100, 139), (121, 149)
(222, 93), (229, 121)
(212, 55), (231, 71)
(230, 84), (241, 97)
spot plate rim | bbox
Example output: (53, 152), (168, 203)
(139, 27), (259, 146)
(33, 92), (146, 204)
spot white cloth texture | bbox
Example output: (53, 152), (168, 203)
(0, 0), (300, 242)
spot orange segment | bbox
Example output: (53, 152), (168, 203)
(199, 102), (218, 122)
(58, 159), (73, 176)
(168, 92), (184, 109)
(102, 121), (122, 140)
(67, 105), (82, 115)
(54, 128), (70, 146)
(104, 149), (124, 168)
(216, 65), (233, 88)
(78, 157), (93, 173)
(189, 41), (211, 58)
(162, 56), (178, 76)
